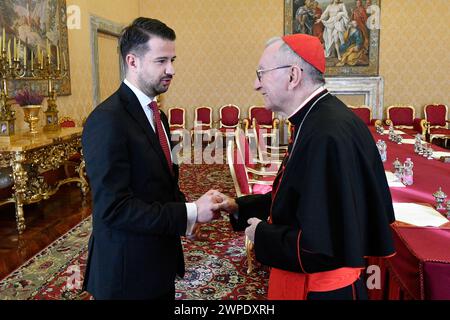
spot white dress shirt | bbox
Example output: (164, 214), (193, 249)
(123, 79), (198, 235)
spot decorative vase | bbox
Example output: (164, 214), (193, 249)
(22, 105), (42, 134)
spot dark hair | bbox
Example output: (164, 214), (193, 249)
(119, 17), (176, 62)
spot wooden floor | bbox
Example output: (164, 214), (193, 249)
(0, 185), (91, 281)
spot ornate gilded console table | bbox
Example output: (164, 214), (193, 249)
(0, 127), (89, 234)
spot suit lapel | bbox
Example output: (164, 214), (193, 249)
(118, 83), (173, 178)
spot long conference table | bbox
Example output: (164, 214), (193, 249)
(367, 127), (450, 300)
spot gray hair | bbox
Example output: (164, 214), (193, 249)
(265, 37), (325, 85)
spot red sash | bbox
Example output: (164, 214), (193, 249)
(268, 267), (362, 300)
(267, 117), (361, 300)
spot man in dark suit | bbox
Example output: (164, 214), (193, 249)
(82, 17), (222, 300)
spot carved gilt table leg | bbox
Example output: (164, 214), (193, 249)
(11, 152), (28, 234)
(78, 150), (89, 196)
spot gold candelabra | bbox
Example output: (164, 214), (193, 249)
(31, 39), (68, 131)
(0, 29), (27, 137)
(0, 26), (68, 137)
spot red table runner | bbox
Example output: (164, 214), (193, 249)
(368, 127), (450, 300)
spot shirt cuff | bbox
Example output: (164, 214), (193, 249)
(185, 202), (198, 236)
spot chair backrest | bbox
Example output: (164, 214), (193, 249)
(249, 106), (274, 127)
(348, 105), (372, 125)
(168, 107), (186, 128)
(194, 106), (213, 128)
(234, 127), (257, 168)
(386, 105), (415, 128)
(59, 117), (76, 128)
(219, 104), (240, 128)
(227, 140), (250, 197)
(286, 120), (294, 142)
(253, 120), (270, 162)
(424, 104), (448, 127)
(253, 119), (284, 163)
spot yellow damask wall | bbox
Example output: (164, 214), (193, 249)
(139, 0), (449, 127)
(98, 32), (121, 103)
(139, 0), (283, 127)
(380, 0), (449, 114)
(26, 0), (447, 130)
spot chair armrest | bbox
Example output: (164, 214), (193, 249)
(371, 119), (382, 126)
(256, 159), (282, 166)
(423, 121), (431, 134)
(242, 118), (250, 131)
(246, 167), (278, 176)
(272, 118), (280, 129)
(259, 163), (281, 172)
(266, 145), (288, 151)
(248, 179), (274, 185)
(385, 119), (393, 126)
(414, 118), (426, 136)
(261, 150), (285, 158)
(262, 132), (277, 139)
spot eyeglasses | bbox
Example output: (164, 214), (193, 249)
(256, 65), (292, 82)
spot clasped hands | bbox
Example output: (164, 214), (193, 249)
(194, 190), (262, 242)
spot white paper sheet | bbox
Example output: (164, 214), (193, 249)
(393, 203), (449, 227)
(401, 139), (420, 145)
(385, 171), (406, 188)
(383, 130), (406, 135)
(431, 151), (450, 160)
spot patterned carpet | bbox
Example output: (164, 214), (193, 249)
(0, 163), (269, 300)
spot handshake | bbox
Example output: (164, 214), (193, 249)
(194, 189), (237, 223)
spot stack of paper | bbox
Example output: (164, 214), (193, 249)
(401, 139), (424, 145)
(385, 171), (406, 188)
(431, 151), (450, 160)
(393, 203), (449, 227)
(383, 130), (405, 135)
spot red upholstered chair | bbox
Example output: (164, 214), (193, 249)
(385, 105), (426, 136)
(252, 119), (286, 167)
(214, 104), (241, 144)
(234, 127), (278, 174)
(218, 104), (240, 132)
(168, 107), (186, 131)
(167, 107), (187, 152)
(41, 116), (80, 183)
(191, 106), (213, 142)
(0, 168), (14, 208)
(168, 107), (186, 142)
(424, 104), (450, 145)
(193, 106), (213, 129)
(59, 116), (77, 128)
(243, 106), (280, 137)
(227, 140), (274, 197)
(348, 105), (381, 126)
(58, 117), (82, 178)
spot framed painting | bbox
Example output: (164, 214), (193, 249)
(284, 0), (381, 77)
(0, 0), (71, 96)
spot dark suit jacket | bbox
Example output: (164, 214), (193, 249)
(82, 83), (188, 299)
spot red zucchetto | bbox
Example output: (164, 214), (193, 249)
(282, 34), (326, 74)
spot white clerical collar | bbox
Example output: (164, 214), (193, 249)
(287, 86), (326, 119)
(123, 78), (156, 108)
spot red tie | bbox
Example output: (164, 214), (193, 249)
(149, 101), (173, 175)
